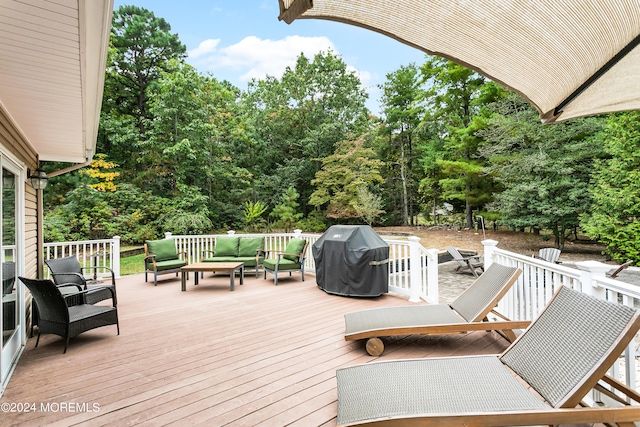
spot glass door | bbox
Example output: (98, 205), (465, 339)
(1, 162), (22, 387)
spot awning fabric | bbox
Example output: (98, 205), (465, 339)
(278, 0), (640, 123)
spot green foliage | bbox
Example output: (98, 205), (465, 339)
(310, 135), (384, 219)
(295, 211), (329, 233)
(480, 93), (604, 248)
(43, 5), (626, 254)
(351, 187), (385, 226)
(419, 58), (494, 227)
(378, 64), (427, 226)
(243, 201), (268, 232)
(581, 111), (640, 262)
(241, 50), (371, 215)
(271, 187), (303, 232)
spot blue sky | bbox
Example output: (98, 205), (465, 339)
(112, 0), (426, 114)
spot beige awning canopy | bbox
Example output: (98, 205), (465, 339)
(278, 0), (640, 123)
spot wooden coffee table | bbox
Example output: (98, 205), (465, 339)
(180, 262), (244, 291)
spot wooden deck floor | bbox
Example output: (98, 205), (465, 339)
(1, 271), (510, 426)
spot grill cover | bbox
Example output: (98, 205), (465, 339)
(313, 225), (389, 297)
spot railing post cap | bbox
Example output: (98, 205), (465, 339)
(575, 260), (612, 274)
(227, 230), (236, 235)
(481, 239), (499, 247)
(408, 236), (421, 242)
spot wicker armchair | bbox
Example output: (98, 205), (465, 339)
(45, 255), (117, 305)
(19, 277), (119, 353)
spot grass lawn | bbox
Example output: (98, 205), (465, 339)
(120, 253), (145, 276)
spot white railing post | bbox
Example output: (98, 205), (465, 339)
(408, 236), (422, 303)
(482, 239), (499, 269)
(164, 232), (172, 239)
(112, 236), (121, 278)
(575, 260), (611, 298)
(227, 230), (236, 235)
(427, 248), (440, 304)
(293, 229), (302, 237)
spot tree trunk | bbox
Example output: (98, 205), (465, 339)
(465, 184), (473, 228)
(400, 141), (409, 226)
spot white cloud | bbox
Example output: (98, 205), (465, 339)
(188, 34), (336, 83)
(188, 39), (221, 59)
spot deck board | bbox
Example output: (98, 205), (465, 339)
(1, 271), (510, 426)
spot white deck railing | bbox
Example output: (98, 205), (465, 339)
(483, 239), (640, 394)
(43, 237), (121, 279)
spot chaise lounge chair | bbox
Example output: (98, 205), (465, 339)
(336, 285), (640, 426)
(345, 263), (526, 356)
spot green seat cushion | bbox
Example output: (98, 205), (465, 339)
(238, 237), (265, 257)
(154, 259), (186, 271)
(263, 258), (301, 271)
(240, 256), (264, 267)
(215, 237), (239, 257)
(146, 239), (178, 262)
(203, 256), (264, 267)
(283, 238), (307, 261)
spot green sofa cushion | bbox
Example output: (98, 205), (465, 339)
(154, 259), (186, 271)
(146, 239), (178, 262)
(263, 258), (301, 271)
(283, 238), (306, 261)
(215, 237), (239, 257)
(238, 237), (265, 257)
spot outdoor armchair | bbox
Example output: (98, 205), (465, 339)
(19, 277), (119, 354)
(263, 238), (308, 285)
(144, 238), (188, 286)
(45, 255), (117, 305)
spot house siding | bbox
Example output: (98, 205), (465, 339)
(0, 106), (39, 325)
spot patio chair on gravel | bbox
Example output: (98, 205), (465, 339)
(336, 285), (640, 426)
(45, 256), (117, 305)
(344, 263), (526, 356)
(446, 246), (484, 277)
(19, 277), (119, 354)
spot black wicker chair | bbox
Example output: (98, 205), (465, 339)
(19, 277), (119, 354)
(45, 256), (117, 305)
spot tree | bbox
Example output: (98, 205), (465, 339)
(99, 5), (187, 174)
(378, 64), (426, 225)
(271, 187), (303, 232)
(581, 111), (640, 262)
(352, 187), (385, 226)
(480, 92), (604, 248)
(419, 57), (489, 228)
(107, 5), (186, 129)
(242, 51), (371, 215)
(309, 136), (384, 219)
